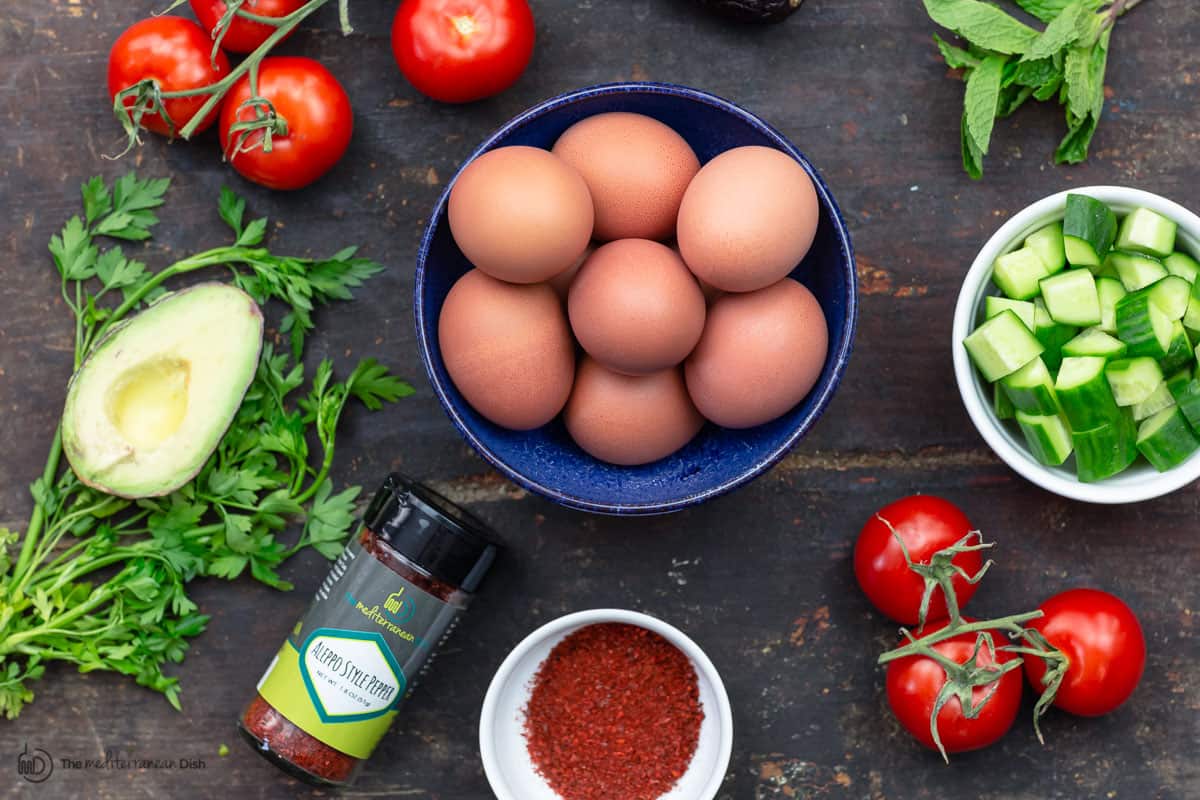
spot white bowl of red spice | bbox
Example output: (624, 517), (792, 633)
(479, 609), (734, 800)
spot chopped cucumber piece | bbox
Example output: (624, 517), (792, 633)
(1056, 356), (1122, 430)
(1148, 276), (1191, 321)
(1096, 277), (1127, 334)
(1073, 414), (1139, 482)
(1116, 207), (1177, 258)
(994, 381), (1016, 421)
(1108, 251), (1169, 292)
(993, 247), (1049, 301)
(964, 310), (1045, 382)
(984, 296), (1036, 331)
(1063, 194), (1118, 268)
(1166, 369), (1200, 432)
(1001, 357), (1060, 415)
(1132, 381), (1175, 422)
(1016, 410), (1074, 466)
(1061, 328), (1128, 359)
(1160, 321), (1193, 375)
(1025, 223), (1067, 275)
(1116, 290), (1173, 359)
(1032, 298), (1077, 374)
(1105, 357), (1165, 406)
(1164, 252), (1200, 284)
(1136, 406), (1200, 471)
(1040, 269), (1101, 327)
(1183, 280), (1200, 334)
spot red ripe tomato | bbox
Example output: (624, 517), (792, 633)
(107, 17), (230, 137)
(218, 57), (353, 191)
(1024, 588), (1146, 717)
(391, 0), (536, 104)
(886, 619), (1023, 755)
(854, 496), (983, 626)
(189, 0), (306, 54)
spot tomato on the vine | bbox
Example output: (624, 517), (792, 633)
(886, 619), (1024, 755)
(218, 57), (353, 191)
(1024, 588), (1146, 717)
(854, 495), (983, 626)
(107, 17), (230, 137)
(189, 0), (306, 54)
(391, 0), (536, 104)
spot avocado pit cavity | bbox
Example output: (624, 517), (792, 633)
(106, 357), (191, 450)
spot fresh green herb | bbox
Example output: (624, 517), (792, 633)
(923, 0), (1145, 178)
(0, 173), (412, 717)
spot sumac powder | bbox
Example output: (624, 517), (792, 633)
(238, 473), (500, 786)
(523, 623), (705, 800)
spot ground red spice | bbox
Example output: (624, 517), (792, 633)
(523, 623), (705, 800)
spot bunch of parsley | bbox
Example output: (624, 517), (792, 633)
(923, 0), (1145, 178)
(0, 173), (412, 717)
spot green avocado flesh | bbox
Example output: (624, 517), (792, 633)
(62, 283), (264, 498)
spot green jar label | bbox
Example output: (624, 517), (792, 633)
(256, 537), (457, 759)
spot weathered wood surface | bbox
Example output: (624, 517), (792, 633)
(2, 1), (1198, 798)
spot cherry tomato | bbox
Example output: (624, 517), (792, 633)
(190, 0), (306, 53)
(886, 619), (1023, 755)
(218, 57), (353, 191)
(107, 17), (230, 137)
(391, 0), (536, 104)
(854, 496), (983, 626)
(1024, 588), (1146, 717)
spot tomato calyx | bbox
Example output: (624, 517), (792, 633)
(111, 79), (177, 154)
(223, 67), (289, 160)
(1005, 627), (1070, 742)
(876, 513), (994, 629)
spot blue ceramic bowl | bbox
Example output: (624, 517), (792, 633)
(415, 82), (857, 515)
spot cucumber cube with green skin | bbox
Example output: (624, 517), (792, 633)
(1183, 280), (1200, 334)
(993, 247), (1050, 300)
(1109, 251), (1169, 292)
(1160, 321), (1193, 375)
(1033, 297), (1077, 374)
(964, 310), (1045, 382)
(1016, 410), (1074, 466)
(1063, 194), (1118, 268)
(1025, 223), (1067, 274)
(1074, 413), (1139, 482)
(984, 296), (1036, 331)
(1056, 356), (1122, 430)
(1105, 357), (1165, 406)
(1148, 276), (1191, 321)
(1096, 277), (1127, 334)
(1001, 357), (1060, 415)
(1136, 406), (1200, 471)
(1116, 290), (1173, 359)
(1061, 328), (1128, 359)
(1040, 269), (1102, 327)
(1116, 207), (1177, 258)
(1164, 252), (1200, 284)
(1166, 368), (1200, 432)
(1132, 381), (1175, 422)
(994, 381), (1016, 421)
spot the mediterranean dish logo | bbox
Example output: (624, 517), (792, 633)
(345, 586), (419, 643)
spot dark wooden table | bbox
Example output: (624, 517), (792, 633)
(3, 1), (1198, 798)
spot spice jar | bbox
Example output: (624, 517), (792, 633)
(238, 472), (500, 786)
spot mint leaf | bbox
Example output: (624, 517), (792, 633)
(1022, 0), (1089, 61)
(961, 112), (986, 179)
(922, 0), (1040, 55)
(1014, 0), (1097, 24)
(933, 33), (980, 70)
(963, 54), (1007, 170)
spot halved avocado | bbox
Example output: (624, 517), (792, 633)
(62, 283), (264, 498)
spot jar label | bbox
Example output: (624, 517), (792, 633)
(256, 538), (457, 759)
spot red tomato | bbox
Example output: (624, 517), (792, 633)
(391, 0), (536, 104)
(854, 496), (983, 626)
(107, 17), (230, 137)
(189, 0), (306, 53)
(218, 57), (353, 191)
(886, 619), (1023, 755)
(1024, 588), (1146, 717)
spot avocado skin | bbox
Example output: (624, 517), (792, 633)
(696, 0), (803, 23)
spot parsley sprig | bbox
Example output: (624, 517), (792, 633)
(923, 0), (1145, 178)
(0, 173), (412, 717)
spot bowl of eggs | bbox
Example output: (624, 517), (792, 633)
(415, 82), (857, 514)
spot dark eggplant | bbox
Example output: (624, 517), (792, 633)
(696, 0), (804, 23)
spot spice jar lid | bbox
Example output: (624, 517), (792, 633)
(363, 473), (500, 593)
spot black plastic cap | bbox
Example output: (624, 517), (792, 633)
(363, 473), (501, 593)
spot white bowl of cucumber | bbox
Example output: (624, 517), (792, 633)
(954, 186), (1200, 504)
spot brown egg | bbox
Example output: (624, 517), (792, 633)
(438, 269), (575, 430)
(568, 239), (706, 375)
(553, 112), (700, 242)
(677, 145), (820, 293)
(685, 278), (828, 429)
(448, 146), (594, 284)
(565, 358), (704, 466)
(547, 243), (595, 302)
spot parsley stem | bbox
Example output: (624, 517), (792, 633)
(9, 429), (63, 600)
(0, 584), (116, 654)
